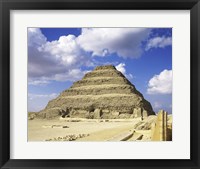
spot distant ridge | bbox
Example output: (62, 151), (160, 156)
(37, 65), (155, 119)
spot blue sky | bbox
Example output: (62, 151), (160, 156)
(28, 28), (172, 113)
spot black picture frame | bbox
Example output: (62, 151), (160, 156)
(0, 0), (200, 168)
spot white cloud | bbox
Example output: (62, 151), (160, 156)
(145, 36), (172, 51)
(47, 69), (89, 82)
(28, 93), (58, 100)
(39, 35), (89, 67)
(28, 80), (50, 86)
(28, 28), (47, 47)
(115, 63), (133, 80)
(28, 28), (91, 85)
(147, 69), (172, 94)
(28, 28), (155, 85)
(28, 93), (59, 112)
(28, 28), (151, 85)
(116, 63), (126, 74)
(29, 69), (91, 86)
(77, 28), (151, 58)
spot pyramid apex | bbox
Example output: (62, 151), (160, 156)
(94, 65), (116, 71)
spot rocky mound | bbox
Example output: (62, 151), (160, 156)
(37, 65), (155, 119)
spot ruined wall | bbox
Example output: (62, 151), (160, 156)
(151, 110), (172, 141)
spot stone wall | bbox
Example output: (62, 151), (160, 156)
(151, 110), (172, 141)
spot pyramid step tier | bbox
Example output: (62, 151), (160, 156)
(83, 70), (125, 79)
(46, 94), (153, 114)
(94, 65), (116, 71)
(73, 76), (131, 87)
(62, 84), (136, 96)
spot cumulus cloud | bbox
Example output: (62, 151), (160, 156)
(147, 69), (172, 94)
(115, 63), (133, 79)
(28, 28), (47, 47)
(116, 63), (126, 74)
(30, 28), (173, 86)
(77, 28), (151, 58)
(39, 35), (89, 67)
(28, 28), (152, 85)
(145, 36), (172, 51)
(28, 93), (59, 112)
(28, 93), (58, 100)
(28, 28), (91, 85)
(29, 69), (90, 86)
(28, 80), (50, 86)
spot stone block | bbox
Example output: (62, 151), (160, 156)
(111, 111), (120, 116)
(142, 110), (148, 118)
(93, 109), (102, 119)
(133, 108), (142, 118)
(151, 110), (169, 141)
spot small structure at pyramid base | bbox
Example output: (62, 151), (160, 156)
(37, 65), (155, 119)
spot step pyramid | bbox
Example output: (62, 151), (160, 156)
(38, 65), (155, 119)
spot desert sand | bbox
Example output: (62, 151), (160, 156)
(28, 117), (150, 141)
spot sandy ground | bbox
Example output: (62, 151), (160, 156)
(28, 118), (142, 141)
